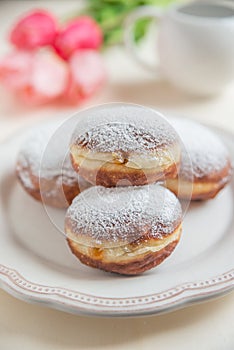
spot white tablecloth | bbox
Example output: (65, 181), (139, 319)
(0, 1), (233, 349)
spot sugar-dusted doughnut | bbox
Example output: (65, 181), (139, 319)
(70, 104), (181, 187)
(16, 121), (91, 208)
(165, 118), (232, 200)
(65, 184), (182, 275)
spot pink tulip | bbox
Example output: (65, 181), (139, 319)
(54, 17), (103, 60)
(0, 49), (69, 105)
(31, 50), (69, 98)
(63, 74), (84, 105)
(10, 10), (57, 50)
(21, 50), (69, 104)
(64, 49), (106, 104)
(0, 50), (33, 90)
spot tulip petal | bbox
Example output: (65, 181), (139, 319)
(0, 50), (33, 90)
(69, 49), (106, 98)
(54, 17), (103, 60)
(31, 51), (69, 98)
(10, 10), (57, 50)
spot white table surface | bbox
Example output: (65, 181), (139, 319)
(0, 1), (233, 349)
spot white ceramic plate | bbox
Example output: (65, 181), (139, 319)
(0, 123), (233, 317)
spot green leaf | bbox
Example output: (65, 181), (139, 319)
(134, 18), (151, 43)
(76, 0), (180, 48)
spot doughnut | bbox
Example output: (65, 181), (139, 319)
(65, 184), (182, 275)
(16, 121), (91, 208)
(70, 104), (181, 187)
(165, 118), (233, 200)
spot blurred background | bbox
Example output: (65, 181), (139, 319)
(0, 0), (234, 140)
(0, 2), (234, 350)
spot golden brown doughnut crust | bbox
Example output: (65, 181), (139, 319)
(65, 184), (182, 274)
(165, 160), (232, 201)
(67, 236), (180, 275)
(70, 104), (181, 187)
(16, 120), (92, 208)
(16, 162), (88, 208)
(71, 153), (179, 187)
(165, 118), (233, 201)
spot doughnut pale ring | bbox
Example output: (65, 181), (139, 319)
(70, 104), (181, 187)
(65, 184), (182, 275)
(16, 121), (91, 208)
(165, 119), (232, 200)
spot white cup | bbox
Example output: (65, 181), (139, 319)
(124, 1), (234, 96)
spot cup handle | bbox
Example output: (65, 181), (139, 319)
(124, 5), (163, 75)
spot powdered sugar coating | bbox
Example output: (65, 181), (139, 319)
(71, 104), (178, 154)
(17, 120), (78, 189)
(169, 118), (231, 180)
(65, 184), (182, 247)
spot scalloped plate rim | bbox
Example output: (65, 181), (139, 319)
(0, 120), (233, 317)
(0, 264), (233, 317)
